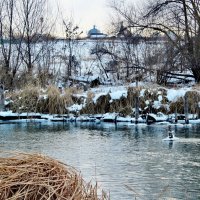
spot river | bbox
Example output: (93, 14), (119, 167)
(0, 121), (200, 200)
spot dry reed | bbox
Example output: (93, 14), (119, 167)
(9, 84), (40, 113)
(86, 92), (95, 104)
(0, 152), (108, 200)
(46, 86), (76, 114)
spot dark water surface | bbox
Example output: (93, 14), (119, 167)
(0, 121), (200, 199)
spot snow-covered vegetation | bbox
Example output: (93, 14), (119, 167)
(1, 82), (199, 124)
(0, 0), (200, 124)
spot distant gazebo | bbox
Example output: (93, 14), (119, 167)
(87, 25), (107, 39)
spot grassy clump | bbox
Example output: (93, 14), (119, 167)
(0, 152), (108, 200)
(40, 86), (80, 114)
(7, 85), (79, 114)
(169, 97), (184, 114)
(109, 96), (131, 115)
(80, 92), (95, 114)
(82, 94), (111, 114)
(9, 84), (40, 113)
(169, 91), (200, 114)
(118, 106), (133, 116)
(46, 86), (70, 114)
(185, 91), (200, 114)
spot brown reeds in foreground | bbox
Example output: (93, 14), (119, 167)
(0, 153), (108, 200)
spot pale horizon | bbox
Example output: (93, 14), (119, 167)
(49, 0), (143, 37)
(50, 0), (112, 37)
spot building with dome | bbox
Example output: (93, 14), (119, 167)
(87, 25), (107, 39)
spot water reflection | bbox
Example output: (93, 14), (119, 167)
(168, 141), (174, 149)
(0, 122), (200, 199)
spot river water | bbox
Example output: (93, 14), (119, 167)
(0, 121), (200, 200)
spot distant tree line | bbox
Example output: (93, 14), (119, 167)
(0, 0), (84, 89)
(108, 0), (200, 84)
(1, 0), (199, 90)
(0, 0), (53, 88)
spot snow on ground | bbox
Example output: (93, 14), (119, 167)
(68, 104), (84, 112)
(167, 88), (190, 102)
(140, 89), (146, 97)
(153, 101), (162, 109)
(129, 82), (146, 87)
(109, 90), (127, 100)
(90, 85), (128, 103)
(65, 83), (199, 113)
(93, 92), (108, 104)
(0, 111), (17, 117)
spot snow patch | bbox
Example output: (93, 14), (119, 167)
(153, 101), (162, 109)
(109, 90), (127, 100)
(67, 104), (83, 112)
(158, 95), (163, 102)
(167, 88), (190, 102)
(93, 92), (107, 104)
(140, 89), (145, 97)
(145, 100), (150, 105)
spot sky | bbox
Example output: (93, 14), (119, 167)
(50, 0), (111, 36)
(49, 0), (144, 37)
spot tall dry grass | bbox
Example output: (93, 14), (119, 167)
(9, 84), (40, 113)
(8, 85), (80, 114)
(45, 86), (77, 114)
(0, 152), (109, 200)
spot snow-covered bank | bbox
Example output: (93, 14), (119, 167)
(1, 111), (200, 126)
(79, 83), (200, 117)
(2, 83), (200, 124)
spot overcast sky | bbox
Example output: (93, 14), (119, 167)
(49, 0), (143, 37)
(50, 0), (111, 36)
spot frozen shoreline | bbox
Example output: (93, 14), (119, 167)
(0, 111), (200, 125)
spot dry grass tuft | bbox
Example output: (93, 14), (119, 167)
(0, 152), (108, 200)
(9, 84), (40, 113)
(192, 83), (200, 90)
(7, 85), (80, 114)
(86, 92), (95, 104)
(47, 86), (65, 114)
(45, 86), (76, 114)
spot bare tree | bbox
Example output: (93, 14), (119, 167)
(90, 40), (111, 80)
(0, 0), (59, 89)
(110, 0), (200, 83)
(0, 0), (15, 87)
(62, 20), (82, 81)
(15, 0), (48, 75)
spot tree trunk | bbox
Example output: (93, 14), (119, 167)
(0, 85), (5, 111)
(191, 67), (200, 82)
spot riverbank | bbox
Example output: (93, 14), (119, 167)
(2, 83), (200, 122)
(1, 111), (200, 125)
(2, 83), (200, 124)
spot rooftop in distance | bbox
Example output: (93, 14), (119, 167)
(87, 25), (107, 39)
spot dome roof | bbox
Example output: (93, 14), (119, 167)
(88, 25), (101, 36)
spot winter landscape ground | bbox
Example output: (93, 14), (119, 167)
(1, 39), (199, 125)
(0, 0), (200, 199)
